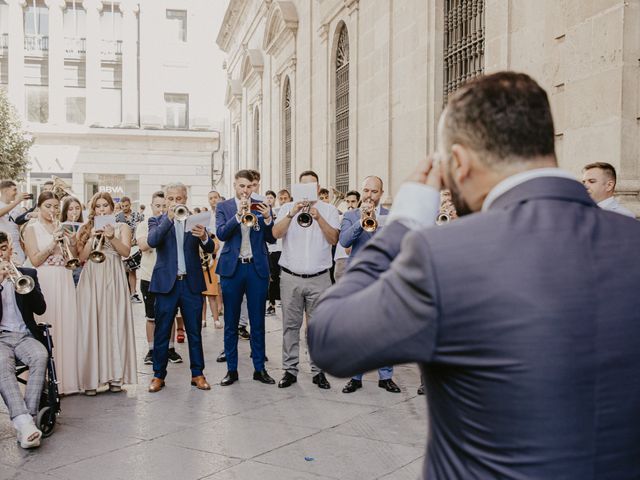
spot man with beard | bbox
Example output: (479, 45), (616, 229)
(308, 72), (640, 479)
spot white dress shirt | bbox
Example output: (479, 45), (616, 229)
(234, 198), (253, 259)
(135, 219), (156, 283)
(277, 201), (340, 274)
(0, 279), (27, 333)
(598, 196), (636, 219)
(0, 201), (26, 264)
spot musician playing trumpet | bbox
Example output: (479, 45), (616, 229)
(338, 176), (402, 395)
(22, 191), (81, 395)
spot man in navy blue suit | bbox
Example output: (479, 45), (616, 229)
(216, 170), (276, 386)
(338, 176), (401, 395)
(147, 183), (214, 393)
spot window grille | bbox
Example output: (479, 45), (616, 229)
(283, 78), (292, 191)
(335, 26), (349, 194)
(443, 0), (485, 102)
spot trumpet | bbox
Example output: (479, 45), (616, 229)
(360, 204), (378, 233)
(240, 199), (257, 228)
(173, 204), (190, 222)
(52, 215), (80, 270)
(297, 201), (313, 228)
(436, 212), (451, 225)
(3, 261), (35, 294)
(330, 187), (345, 209)
(89, 233), (106, 263)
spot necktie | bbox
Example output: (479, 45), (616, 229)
(176, 220), (186, 275)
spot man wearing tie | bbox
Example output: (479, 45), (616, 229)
(216, 170), (276, 386)
(338, 176), (401, 394)
(147, 183), (214, 393)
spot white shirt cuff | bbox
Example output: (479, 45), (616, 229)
(387, 182), (440, 230)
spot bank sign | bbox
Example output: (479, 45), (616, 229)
(98, 174), (126, 201)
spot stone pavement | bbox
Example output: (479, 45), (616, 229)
(0, 302), (428, 480)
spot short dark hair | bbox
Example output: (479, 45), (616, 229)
(0, 180), (16, 190)
(299, 170), (319, 182)
(444, 72), (556, 166)
(248, 169), (261, 182)
(235, 170), (254, 181)
(346, 190), (361, 201)
(43, 180), (54, 187)
(120, 196), (131, 203)
(0, 231), (8, 244)
(583, 162), (617, 185)
(151, 190), (164, 201)
(318, 188), (329, 196)
(265, 190), (276, 197)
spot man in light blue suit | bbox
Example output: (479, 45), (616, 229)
(216, 170), (276, 386)
(338, 176), (401, 394)
(147, 183), (214, 393)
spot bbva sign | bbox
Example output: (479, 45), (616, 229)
(99, 186), (125, 194)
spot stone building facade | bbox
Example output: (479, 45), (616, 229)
(1, 0), (225, 206)
(216, 0), (640, 212)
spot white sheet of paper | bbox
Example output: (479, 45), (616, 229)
(185, 211), (211, 232)
(291, 182), (318, 202)
(94, 215), (116, 230)
(250, 193), (267, 203)
(377, 215), (388, 227)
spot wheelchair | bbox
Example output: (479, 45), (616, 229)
(15, 323), (61, 438)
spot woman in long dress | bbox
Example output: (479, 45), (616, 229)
(76, 192), (137, 395)
(60, 196), (84, 286)
(23, 191), (80, 395)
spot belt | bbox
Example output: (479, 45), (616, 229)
(176, 274), (187, 280)
(238, 257), (254, 264)
(281, 267), (328, 279)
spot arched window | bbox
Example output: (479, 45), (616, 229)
(283, 77), (292, 191)
(253, 107), (260, 171)
(234, 124), (240, 172)
(443, 0), (485, 103)
(335, 24), (349, 194)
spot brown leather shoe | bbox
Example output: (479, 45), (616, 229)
(148, 378), (165, 393)
(191, 375), (211, 390)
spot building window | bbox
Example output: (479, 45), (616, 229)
(335, 24), (349, 194)
(0, 2), (9, 36)
(233, 124), (240, 172)
(283, 77), (292, 192)
(24, 0), (48, 52)
(443, 0), (485, 101)
(65, 94), (85, 124)
(166, 10), (187, 42)
(253, 107), (260, 171)
(26, 85), (48, 123)
(64, 0), (86, 55)
(165, 93), (188, 129)
(101, 2), (122, 55)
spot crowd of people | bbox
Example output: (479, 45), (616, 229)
(0, 70), (638, 472)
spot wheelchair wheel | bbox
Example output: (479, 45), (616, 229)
(37, 406), (57, 438)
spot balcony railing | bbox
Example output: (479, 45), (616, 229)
(65, 37), (86, 56)
(0, 33), (8, 49)
(101, 39), (122, 56)
(24, 35), (48, 53)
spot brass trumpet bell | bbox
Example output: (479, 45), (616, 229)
(7, 261), (35, 294)
(361, 213), (378, 233)
(436, 213), (451, 225)
(89, 234), (106, 263)
(174, 205), (190, 222)
(297, 203), (313, 228)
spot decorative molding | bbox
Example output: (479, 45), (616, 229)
(216, 0), (250, 52)
(318, 23), (329, 43)
(345, 0), (359, 15)
(44, 0), (66, 10)
(241, 49), (265, 88)
(224, 79), (243, 109)
(263, 1), (299, 55)
(82, 0), (103, 13)
(118, 0), (140, 15)
(273, 73), (281, 87)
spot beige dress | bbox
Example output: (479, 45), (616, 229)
(76, 225), (137, 391)
(31, 221), (80, 394)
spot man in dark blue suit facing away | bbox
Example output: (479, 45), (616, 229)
(216, 170), (276, 386)
(147, 183), (214, 393)
(309, 72), (640, 479)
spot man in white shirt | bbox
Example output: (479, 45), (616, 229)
(137, 191), (182, 366)
(581, 162), (635, 218)
(0, 181), (31, 265)
(273, 170), (340, 389)
(333, 190), (360, 281)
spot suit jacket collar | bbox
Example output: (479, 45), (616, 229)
(488, 176), (596, 211)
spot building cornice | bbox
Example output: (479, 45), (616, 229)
(216, 0), (250, 52)
(263, 1), (298, 56)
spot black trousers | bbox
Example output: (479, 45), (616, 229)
(268, 251), (281, 304)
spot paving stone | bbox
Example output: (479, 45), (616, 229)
(203, 460), (337, 480)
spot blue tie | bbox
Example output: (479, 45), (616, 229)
(176, 220), (186, 275)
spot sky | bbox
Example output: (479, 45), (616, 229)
(209, 0), (230, 120)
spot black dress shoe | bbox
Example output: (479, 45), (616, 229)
(417, 384), (425, 395)
(238, 326), (250, 340)
(216, 350), (226, 363)
(278, 372), (297, 388)
(249, 352), (269, 362)
(379, 379), (401, 393)
(312, 372), (331, 389)
(342, 379), (362, 393)
(220, 371), (238, 386)
(253, 370), (275, 384)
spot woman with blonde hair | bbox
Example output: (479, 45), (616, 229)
(76, 192), (137, 395)
(23, 191), (80, 395)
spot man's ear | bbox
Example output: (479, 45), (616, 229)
(450, 144), (472, 184)
(606, 179), (615, 194)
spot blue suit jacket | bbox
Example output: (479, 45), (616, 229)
(339, 206), (389, 263)
(147, 214), (214, 295)
(310, 177), (640, 479)
(215, 198), (275, 279)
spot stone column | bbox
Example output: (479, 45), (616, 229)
(120, 0), (139, 127)
(45, 0), (66, 124)
(7, 0), (27, 117)
(83, 0), (103, 126)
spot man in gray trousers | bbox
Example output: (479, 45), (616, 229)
(309, 72), (640, 479)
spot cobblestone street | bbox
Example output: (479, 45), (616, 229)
(1, 303), (428, 480)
